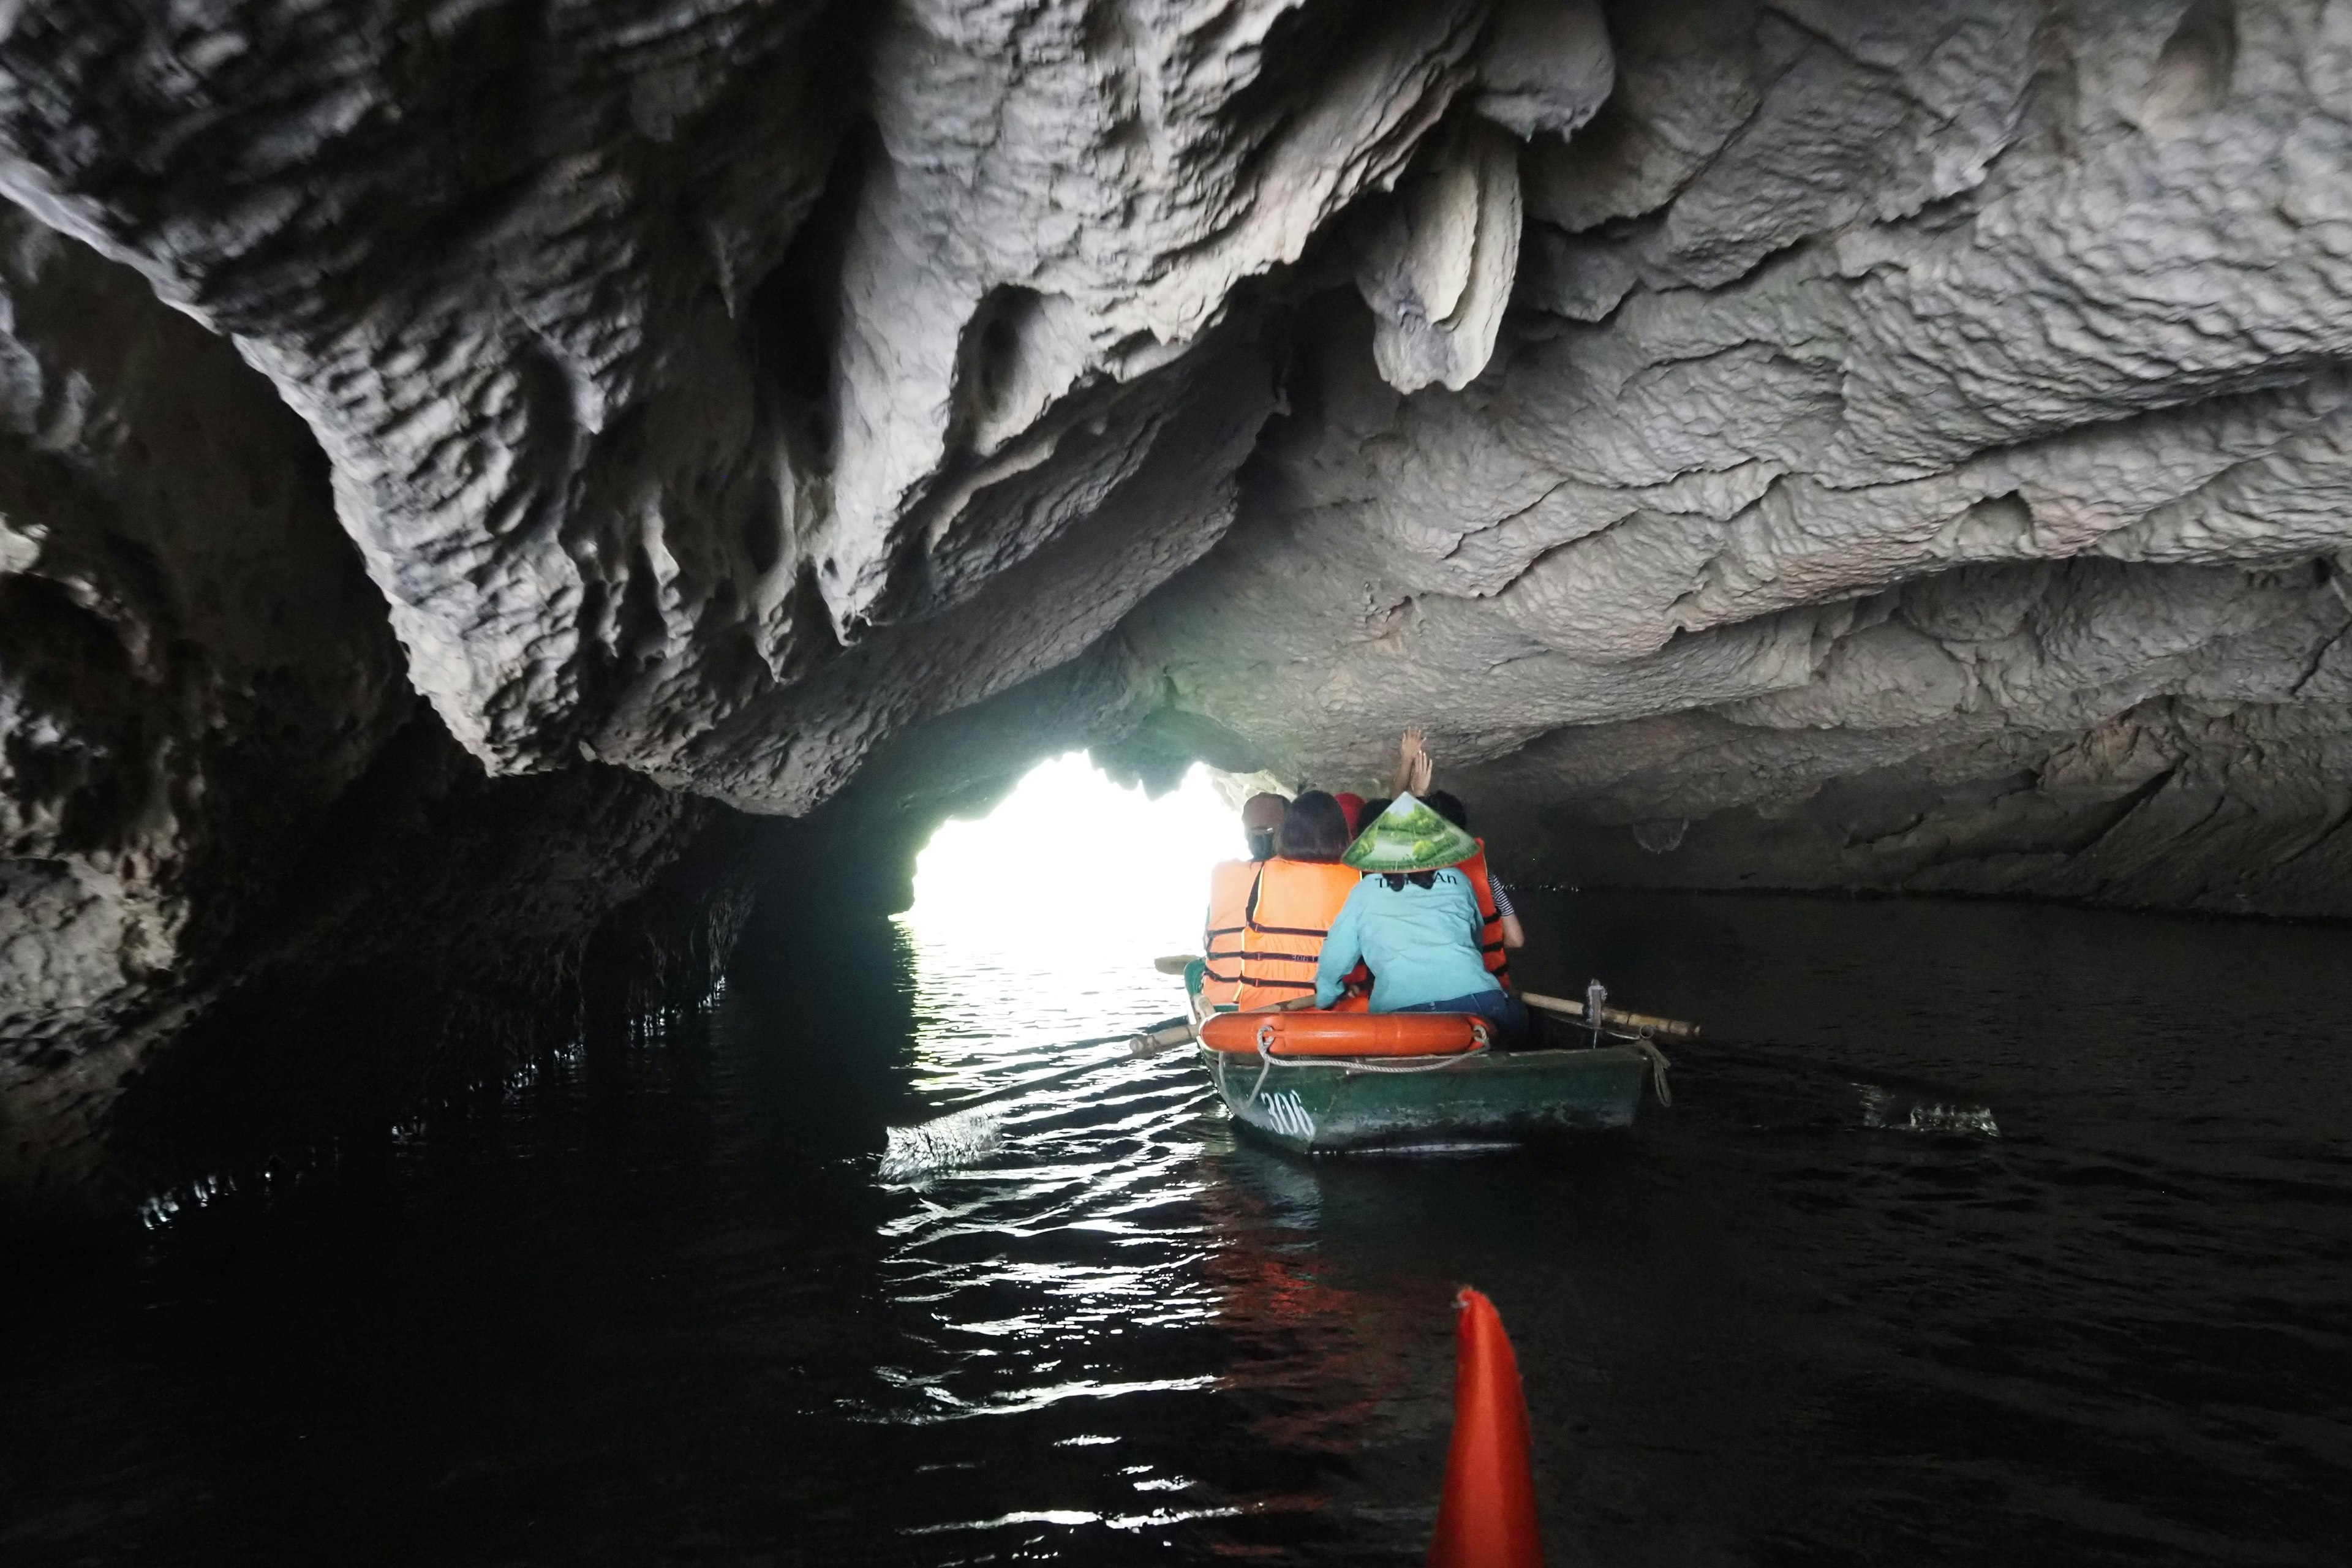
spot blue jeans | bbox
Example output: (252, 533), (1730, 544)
(1391, 988), (1529, 1049)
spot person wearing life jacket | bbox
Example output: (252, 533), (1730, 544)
(1232, 791), (1363, 1011)
(1427, 790), (1523, 984)
(1334, 791), (1367, 835)
(1193, 793), (1290, 1011)
(1313, 794), (1530, 1047)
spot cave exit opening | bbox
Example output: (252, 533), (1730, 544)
(903, 752), (1246, 967)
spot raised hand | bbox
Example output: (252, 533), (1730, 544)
(1391, 726), (1429, 795)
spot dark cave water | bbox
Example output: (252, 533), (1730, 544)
(5, 891), (2349, 1566)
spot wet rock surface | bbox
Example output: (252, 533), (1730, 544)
(4, 0), (2352, 1209)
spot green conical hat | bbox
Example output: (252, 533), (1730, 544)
(1341, 792), (1478, 873)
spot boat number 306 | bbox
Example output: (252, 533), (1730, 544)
(1259, 1091), (1316, 1140)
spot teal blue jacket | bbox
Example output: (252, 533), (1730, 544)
(1313, 869), (1502, 1011)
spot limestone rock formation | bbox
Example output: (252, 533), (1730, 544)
(0, 206), (408, 1203)
(1132, 0), (2352, 915)
(4, 0), (2352, 1211)
(1355, 118), (1526, 394)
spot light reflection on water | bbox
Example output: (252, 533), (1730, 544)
(855, 907), (1411, 1549)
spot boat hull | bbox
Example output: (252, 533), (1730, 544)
(1200, 1044), (1651, 1153)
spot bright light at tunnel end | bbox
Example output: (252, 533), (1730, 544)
(907, 754), (1251, 960)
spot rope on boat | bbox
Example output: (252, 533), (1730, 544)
(1577, 1018), (1675, 1106)
(1627, 1035), (1673, 1106)
(1213, 1017), (1673, 1110)
(1255, 1019), (1494, 1074)
(1234, 1020), (1493, 1106)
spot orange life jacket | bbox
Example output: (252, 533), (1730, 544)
(1459, 842), (1512, 985)
(1235, 858), (1363, 1009)
(1199, 859), (1258, 1008)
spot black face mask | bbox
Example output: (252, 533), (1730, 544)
(1246, 827), (1277, 861)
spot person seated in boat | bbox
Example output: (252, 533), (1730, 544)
(1390, 727), (1523, 978)
(1192, 792), (1291, 1011)
(1240, 791), (1286, 863)
(1232, 791), (1364, 1011)
(1312, 794), (1531, 1047)
(1426, 788), (1525, 976)
(1326, 731), (1429, 915)
(1333, 791), (1367, 835)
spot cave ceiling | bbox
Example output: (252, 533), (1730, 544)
(6, 0), (2349, 826)
(4, 0), (2352, 1115)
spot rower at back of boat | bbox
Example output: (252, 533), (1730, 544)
(1234, 791), (1362, 1011)
(1427, 788), (1521, 986)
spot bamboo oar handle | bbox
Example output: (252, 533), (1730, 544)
(903, 1014), (1198, 1121)
(1129, 985), (1314, 1062)
(1128, 1020), (1197, 1057)
(1519, 990), (1702, 1040)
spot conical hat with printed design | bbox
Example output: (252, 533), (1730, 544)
(1340, 792), (1478, 873)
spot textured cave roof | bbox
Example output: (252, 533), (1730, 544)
(0, 0), (2335, 827)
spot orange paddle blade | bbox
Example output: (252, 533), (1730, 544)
(1430, 1287), (1544, 1568)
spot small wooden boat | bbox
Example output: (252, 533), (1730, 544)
(1195, 1006), (1673, 1155)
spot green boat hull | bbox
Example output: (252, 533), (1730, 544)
(1200, 1044), (1653, 1153)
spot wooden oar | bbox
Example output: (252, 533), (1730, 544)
(889, 990), (1317, 1127)
(879, 1014), (1207, 1180)
(895, 1016), (1197, 1125)
(1520, 990), (1701, 1040)
(1153, 954), (1199, 974)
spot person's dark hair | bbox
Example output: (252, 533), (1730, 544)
(1427, 790), (1469, 829)
(1359, 796), (1391, 823)
(1280, 791), (1352, 862)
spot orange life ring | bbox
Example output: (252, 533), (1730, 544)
(1198, 1009), (1483, 1058)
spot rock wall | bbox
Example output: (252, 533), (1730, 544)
(4, 0), (2351, 1211)
(1126, 0), (2352, 914)
(0, 209), (728, 1216)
